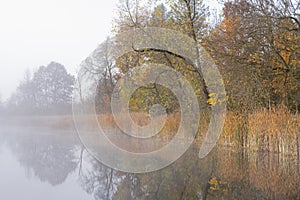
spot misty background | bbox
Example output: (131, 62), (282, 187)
(0, 0), (117, 101)
(0, 0), (221, 115)
(0, 0), (298, 199)
(0, 0), (220, 103)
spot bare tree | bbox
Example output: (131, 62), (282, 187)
(80, 37), (118, 113)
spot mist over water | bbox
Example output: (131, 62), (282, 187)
(0, 123), (299, 200)
(0, 0), (299, 199)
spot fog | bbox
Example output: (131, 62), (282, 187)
(0, 0), (222, 101)
(1, 0), (298, 199)
(0, 0), (117, 100)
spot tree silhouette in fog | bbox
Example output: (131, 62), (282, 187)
(8, 62), (74, 115)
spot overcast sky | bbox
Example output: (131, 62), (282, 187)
(0, 0), (117, 100)
(0, 0), (221, 101)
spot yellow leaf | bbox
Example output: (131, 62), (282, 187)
(208, 93), (217, 106)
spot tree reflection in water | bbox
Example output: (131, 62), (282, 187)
(7, 130), (78, 186)
(1, 127), (299, 200)
(78, 151), (122, 200)
(112, 145), (214, 200)
(79, 145), (300, 200)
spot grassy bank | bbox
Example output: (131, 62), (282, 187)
(4, 108), (299, 156)
(69, 108), (300, 156)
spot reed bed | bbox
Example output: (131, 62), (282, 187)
(32, 107), (299, 156)
(220, 107), (300, 156)
(248, 107), (300, 155)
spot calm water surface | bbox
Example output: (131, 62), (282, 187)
(0, 126), (299, 200)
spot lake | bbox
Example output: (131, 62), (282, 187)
(0, 125), (299, 200)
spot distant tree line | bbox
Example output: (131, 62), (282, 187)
(5, 62), (74, 115)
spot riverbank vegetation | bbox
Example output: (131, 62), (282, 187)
(89, 0), (299, 156)
(1, 0), (299, 157)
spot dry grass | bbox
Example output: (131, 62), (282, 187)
(219, 107), (300, 155)
(97, 112), (181, 138)
(248, 107), (300, 154)
(14, 107), (299, 156)
(219, 112), (242, 146)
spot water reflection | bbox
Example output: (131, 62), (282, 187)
(0, 127), (299, 200)
(8, 132), (78, 185)
(79, 155), (121, 200)
(112, 146), (214, 200)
